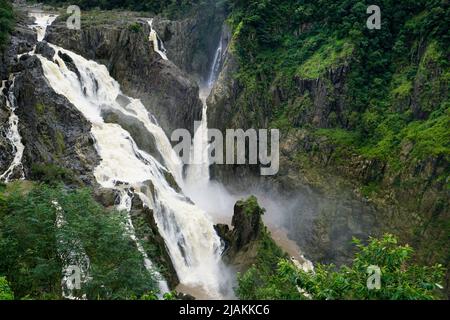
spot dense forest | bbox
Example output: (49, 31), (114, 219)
(35, 0), (205, 17)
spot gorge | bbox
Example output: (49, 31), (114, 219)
(0, 0), (448, 301)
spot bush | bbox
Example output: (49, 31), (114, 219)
(237, 234), (445, 300)
(0, 0), (14, 49)
(0, 277), (14, 300)
(0, 183), (158, 299)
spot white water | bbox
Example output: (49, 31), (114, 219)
(30, 16), (230, 297)
(182, 34), (315, 274)
(117, 191), (170, 294)
(29, 11), (58, 42)
(148, 19), (168, 61)
(183, 34), (237, 221)
(0, 78), (25, 182)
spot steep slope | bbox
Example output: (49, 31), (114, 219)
(208, 0), (449, 282)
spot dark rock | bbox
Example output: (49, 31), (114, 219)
(215, 196), (268, 272)
(94, 188), (118, 208)
(130, 193), (180, 289)
(57, 50), (81, 81)
(152, 4), (227, 82)
(35, 41), (55, 60)
(12, 54), (100, 185)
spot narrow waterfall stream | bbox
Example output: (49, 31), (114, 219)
(0, 77), (25, 183)
(183, 35), (315, 273)
(27, 13), (232, 299)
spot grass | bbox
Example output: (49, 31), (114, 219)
(297, 39), (354, 79)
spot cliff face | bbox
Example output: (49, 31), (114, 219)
(207, 21), (448, 273)
(45, 11), (203, 137)
(1, 12), (99, 185)
(152, 5), (227, 82)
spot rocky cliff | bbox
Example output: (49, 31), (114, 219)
(45, 11), (203, 137)
(1, 11), (99, 185)
(207, 20), (449, 275)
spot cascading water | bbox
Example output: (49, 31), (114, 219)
(182, 32), (316, 273)
(0, 78), (25, 182)
(183, 33), (238, 222)
(29, 12), (58, 42)
(148, 19), (168, 61)
(29, 13), (231, 298)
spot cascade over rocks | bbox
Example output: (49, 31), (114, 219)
(1, 10), (99, 185)
(45, 13), (203, 137)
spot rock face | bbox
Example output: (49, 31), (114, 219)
(207, 27), (448, 275)
(152, 4), (227, 82)
(1, 11), (99, 185)
(215, 196), (267, 272)
(207, 40), (381, 267)
(45, 12), (203, 136)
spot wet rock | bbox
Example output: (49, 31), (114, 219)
(94, 188), (118, 208)
(35, 41), (55, 60)
(46, 14), (203, 137)
(215, 196), (269, 272)
(130, 194), (180, 289)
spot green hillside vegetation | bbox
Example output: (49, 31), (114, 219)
(237, 234), (445, 300)
(0, 0), (14, 49)
(0, 182), (159, 300)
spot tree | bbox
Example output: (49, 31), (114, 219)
(0, 0), (14, 49)
(0, 183), (158, 300)
(237, 234), (445, 300)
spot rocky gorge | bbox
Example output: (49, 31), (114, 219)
(0, 0), (448, 300)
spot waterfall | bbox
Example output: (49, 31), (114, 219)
(148, 19), (168, 61)
(183, 34), (237, 221)
(0, 78), (25, 182)
(207, 38), (224, 88)
(28, 12), (230, 298)
(185, 34), (226, 188)
(29, 11), (58, 42)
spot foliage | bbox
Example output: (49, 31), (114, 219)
(237, 234), (445, 300)
(226, 0), (449, 172)
(37, 0), (206, 17)
(0, 0), (14, 49)
(128, 22), (142, 33)
(30, 163), (78, 186)
(238, 195), (265, 216)
(0, 276), (14, 300)
(0, 183), (158, 300)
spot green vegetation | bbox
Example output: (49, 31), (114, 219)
(238, 195), (266, 216)
(237, 234), (445, 300)
(227, 0), (449, 168)
(227, 0), (449, 288)
(128, 22), (142, 33)
(0, 0), (14, 49)
(38, 0), (206, 18)
(30, 163), (78, 186)
(0, 182), (159, 300)
(0, 277), (14, 300)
